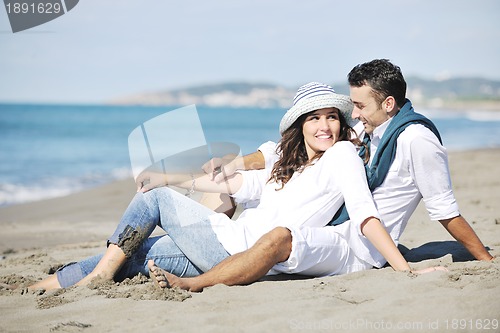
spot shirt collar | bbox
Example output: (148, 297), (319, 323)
(371, 117), (393, 141)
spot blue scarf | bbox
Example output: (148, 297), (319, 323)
(328, 99), (442, 226)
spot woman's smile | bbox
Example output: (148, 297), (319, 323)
(302, 107), (341, 160)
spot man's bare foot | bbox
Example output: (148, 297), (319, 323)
(147, 260), (170, 288)
(147, 260), (201, 292)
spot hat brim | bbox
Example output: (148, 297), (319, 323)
(279, 94), (354, 135)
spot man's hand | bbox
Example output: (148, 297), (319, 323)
(136, 171), (168, 193)
(201, 157), (224, 179)
(202, 154), (239, 183)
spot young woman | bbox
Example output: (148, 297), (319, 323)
(29, 82), (417, 291)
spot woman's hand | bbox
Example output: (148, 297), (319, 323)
(202, 157), (225, 180)
(136, 171), (168, 193)
(410, 266), (448, 275)
(202, 154), (239, 183)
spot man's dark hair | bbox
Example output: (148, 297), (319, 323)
(348, 59), (407, 107)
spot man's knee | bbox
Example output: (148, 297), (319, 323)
(259, 227), (292, 262)
(268, 226), (292, 246)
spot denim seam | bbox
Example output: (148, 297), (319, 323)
(109, 195), (156, 252)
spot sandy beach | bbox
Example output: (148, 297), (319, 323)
(1, 149), (499, 333)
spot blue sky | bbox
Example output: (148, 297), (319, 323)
(1, 0), (499, 103)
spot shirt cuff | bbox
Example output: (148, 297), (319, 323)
(258, 141), (279, 170)
(423, 190), (460, 220)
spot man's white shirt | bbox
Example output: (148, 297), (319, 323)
(258, 121), (460, 267)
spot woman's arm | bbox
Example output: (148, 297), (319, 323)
(361, 217), (448, 274)
(202, 151), (266, 183)
(136, 170), (243, 195)
(361, 217), (411, 271)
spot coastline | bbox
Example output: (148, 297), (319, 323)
(1, 148), (499, 332)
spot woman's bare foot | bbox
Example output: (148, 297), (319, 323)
(28, 274), (62, 291)
(0, 282), (16, 290)
(147, 260), (202, 292)
(75, 244), (127, 287)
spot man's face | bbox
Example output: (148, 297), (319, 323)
(350, 85), (389, 135)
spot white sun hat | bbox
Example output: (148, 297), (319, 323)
(279, 82), (354, 135)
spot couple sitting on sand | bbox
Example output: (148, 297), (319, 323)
(29, 59), (493, 293)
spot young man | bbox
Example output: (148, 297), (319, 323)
(149, 59), (493, 291)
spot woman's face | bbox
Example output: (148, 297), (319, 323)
(302, 107), (341, 160)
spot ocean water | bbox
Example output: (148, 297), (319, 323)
(1, 103), (500, 207)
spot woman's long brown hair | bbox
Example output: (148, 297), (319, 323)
(269, 109), (368, 190)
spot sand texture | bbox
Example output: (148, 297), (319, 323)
(1, 149), (499, 333)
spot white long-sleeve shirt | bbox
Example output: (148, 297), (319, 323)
(257, 121), (460, 267)
(209, 141), (380, 256)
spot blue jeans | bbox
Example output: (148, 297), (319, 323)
(56, 187), (230, 288)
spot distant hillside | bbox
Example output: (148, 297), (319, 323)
(111, 82), (295, 108)
(110, 78), (500, 110)
(405, 77), (500, 110)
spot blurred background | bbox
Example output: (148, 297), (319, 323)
(1, 0), (500, 103)
(1, 0), (499, 206)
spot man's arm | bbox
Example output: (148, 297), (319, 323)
(149, 227), (293, 292)
(406, 131), (493, 262)
(361, 217), (447, 273)
(440, 215), (493, 261)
